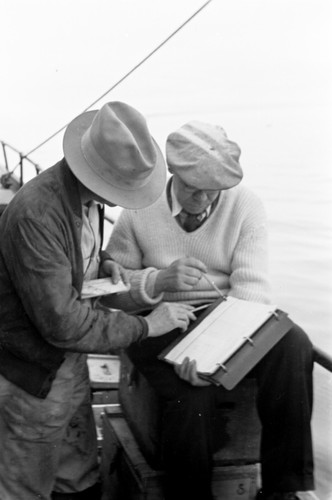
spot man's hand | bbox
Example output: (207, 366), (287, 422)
(154, 257), (207, 295)
(100, 259), (129, 285)
(174, 357), (211, 387)
(145, 302), (196, 337)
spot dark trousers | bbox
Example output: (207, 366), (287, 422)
(127, 321), (314, 499)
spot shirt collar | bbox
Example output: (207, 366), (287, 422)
(170, 181), (183, 217)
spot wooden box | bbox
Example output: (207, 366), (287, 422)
(118, 352), (261, 469)
(101, 407), (259, 500)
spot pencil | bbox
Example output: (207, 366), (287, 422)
(202, 273), (225, 299)
(191, 304), (210, 313)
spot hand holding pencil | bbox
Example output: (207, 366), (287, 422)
(153, 256), (225, 300)
(154, 257), (207, 294)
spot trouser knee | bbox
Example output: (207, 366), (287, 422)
(280, 321), (314, 361)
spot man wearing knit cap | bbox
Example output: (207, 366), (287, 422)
(106, 121), (314, 500)
(0, 102), (196, 500)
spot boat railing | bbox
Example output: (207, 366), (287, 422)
(1, 140), (41, 190)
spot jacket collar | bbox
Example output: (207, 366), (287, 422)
(57, 158), (83, 219)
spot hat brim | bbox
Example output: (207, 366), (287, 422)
(63, 110), (166, 209)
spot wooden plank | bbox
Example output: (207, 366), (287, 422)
(313, 346), (332, 373)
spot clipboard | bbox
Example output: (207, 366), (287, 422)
(198, 310), (293, 389)
(158, 297), (293, 390)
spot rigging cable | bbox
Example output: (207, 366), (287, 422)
(25, 0), (212, 158)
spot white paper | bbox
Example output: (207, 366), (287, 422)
(81, 278), (130, 299)
(164, 297), (277, 374)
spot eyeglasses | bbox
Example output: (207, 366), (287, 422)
(182, 182), (220, 196)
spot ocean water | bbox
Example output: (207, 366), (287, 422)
(105, 103), (332, 499)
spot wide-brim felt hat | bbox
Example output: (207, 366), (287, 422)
(63, 101), (166, 209)
(166, 121), (243, 190)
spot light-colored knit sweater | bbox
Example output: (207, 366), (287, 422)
(106, 184), (271, 312)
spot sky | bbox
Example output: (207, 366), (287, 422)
(1, 0), (331, 174)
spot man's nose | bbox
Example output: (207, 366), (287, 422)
(192, 190), (207, 201)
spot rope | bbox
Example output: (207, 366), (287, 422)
(25, 0), (212, 157)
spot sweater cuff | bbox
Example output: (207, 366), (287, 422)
(130, 268), (164, 306)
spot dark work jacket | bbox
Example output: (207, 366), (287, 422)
(0, 160), (147, 398)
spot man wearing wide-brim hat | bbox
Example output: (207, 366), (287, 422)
(106, 121), (315, 500)
(0, 102), (195, 500)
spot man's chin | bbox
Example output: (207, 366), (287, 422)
(184, 206), (206, 214)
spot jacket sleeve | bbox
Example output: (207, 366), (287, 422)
(4, 217), (148, 353)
